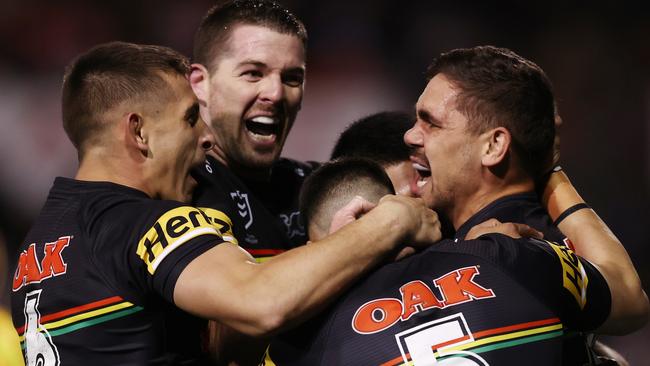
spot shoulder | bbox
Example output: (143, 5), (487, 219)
(274, 158), (321, 179)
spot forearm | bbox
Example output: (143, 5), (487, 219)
(241, 206), (408, 333)
(543, 170), (649, 334)
(176, 204), (410, 337)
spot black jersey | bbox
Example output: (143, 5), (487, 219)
(10, 178), (234, 365)
(268, 192), (611, 365)
(268, 234), (611, 366)
(455, 192), (598, 364)
(454, 192), (567, 245)
(192, 156), (318, 261)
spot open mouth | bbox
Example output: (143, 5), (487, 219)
(412, 162), (431, 188)
(245, 116), (281, 141)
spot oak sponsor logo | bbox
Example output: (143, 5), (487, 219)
(13, 236), (71, 292)
(549, 242), (588, 309)
(352, 266), (495, 334)
(137, 207), (237, 274)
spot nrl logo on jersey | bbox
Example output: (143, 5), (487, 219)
(230, 190), (253, 229)
(13, 236), (71, 292)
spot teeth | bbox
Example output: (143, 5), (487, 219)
(412, 163), (430, 173)
(250, 116), (276, 124)
(417, 180), (428, 188)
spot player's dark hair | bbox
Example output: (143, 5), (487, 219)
(194, 0), (307, 71)
(330, 111), (414, 166)
(300, 158), (395, 236)
(62, 41), (190, 159)
(427, 45), (555, 178)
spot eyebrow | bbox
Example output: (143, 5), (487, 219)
(417, 108), (434, 123)
(237, 59), (305, 73)
(237, 60), (267, 68)
(184, 103), (199, 122)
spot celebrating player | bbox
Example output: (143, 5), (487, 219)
(404, 45), (648, 361)
(190, 0), (317, 260)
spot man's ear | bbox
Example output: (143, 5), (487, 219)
(126, 113), (148, 157)
(481, 127), (511, 167)
(189, 63), (210, 104)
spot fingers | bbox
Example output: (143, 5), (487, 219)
(465, 220), (543, 240)
(328, 196), (376, 234)
(377, 195), (442, 247)
(345, 195), (376, 217)
(392, 246), (416, 261)
(511, 223), (543, 239)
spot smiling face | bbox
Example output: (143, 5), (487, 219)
(404, 73), (482, 218)
(145, 73), (215, 202)
(201, 24), (305, 175)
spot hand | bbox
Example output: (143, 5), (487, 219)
(376, 195), (442, 247)
(328, 196), (376, 234)
(465, 218), (543, 240)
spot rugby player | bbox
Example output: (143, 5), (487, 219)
(190, 0), (316, 260)
(404, 45), (648, 361)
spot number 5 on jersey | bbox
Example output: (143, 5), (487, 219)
(395, 313), (487, 366)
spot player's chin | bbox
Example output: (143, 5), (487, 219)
(246, 149), (280, 169)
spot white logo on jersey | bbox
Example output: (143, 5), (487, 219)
(230, 191), (254, 229)
(280, 211), (305, 239)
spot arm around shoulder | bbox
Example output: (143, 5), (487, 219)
(173, 195), (442, 337)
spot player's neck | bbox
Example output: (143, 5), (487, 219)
(451, 179), (535, 230)
(76, 154), (150, 196)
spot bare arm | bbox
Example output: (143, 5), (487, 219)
(542, 169), (649, 334)
(174, 195), (441, 337)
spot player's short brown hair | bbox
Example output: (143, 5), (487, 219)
(193, 0), (307, 71)
(427, 45), (555, 178)
(61, 41), (190, 159)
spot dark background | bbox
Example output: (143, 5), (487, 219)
(1, 0), (648, 362)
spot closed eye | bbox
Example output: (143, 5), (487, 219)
(241, 69), (263, 81)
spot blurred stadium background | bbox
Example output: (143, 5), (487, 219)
(1, 0), (648, 363)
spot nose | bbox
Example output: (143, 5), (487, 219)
(258, 74), (284, 104)
(404, 123), (423, 148)
(198, 120), (216, 151)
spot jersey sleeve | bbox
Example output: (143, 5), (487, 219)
(89, 199), (237, 304)
(462, 234), (612, 331)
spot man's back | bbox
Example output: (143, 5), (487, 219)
(269, 234), (610, 365)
